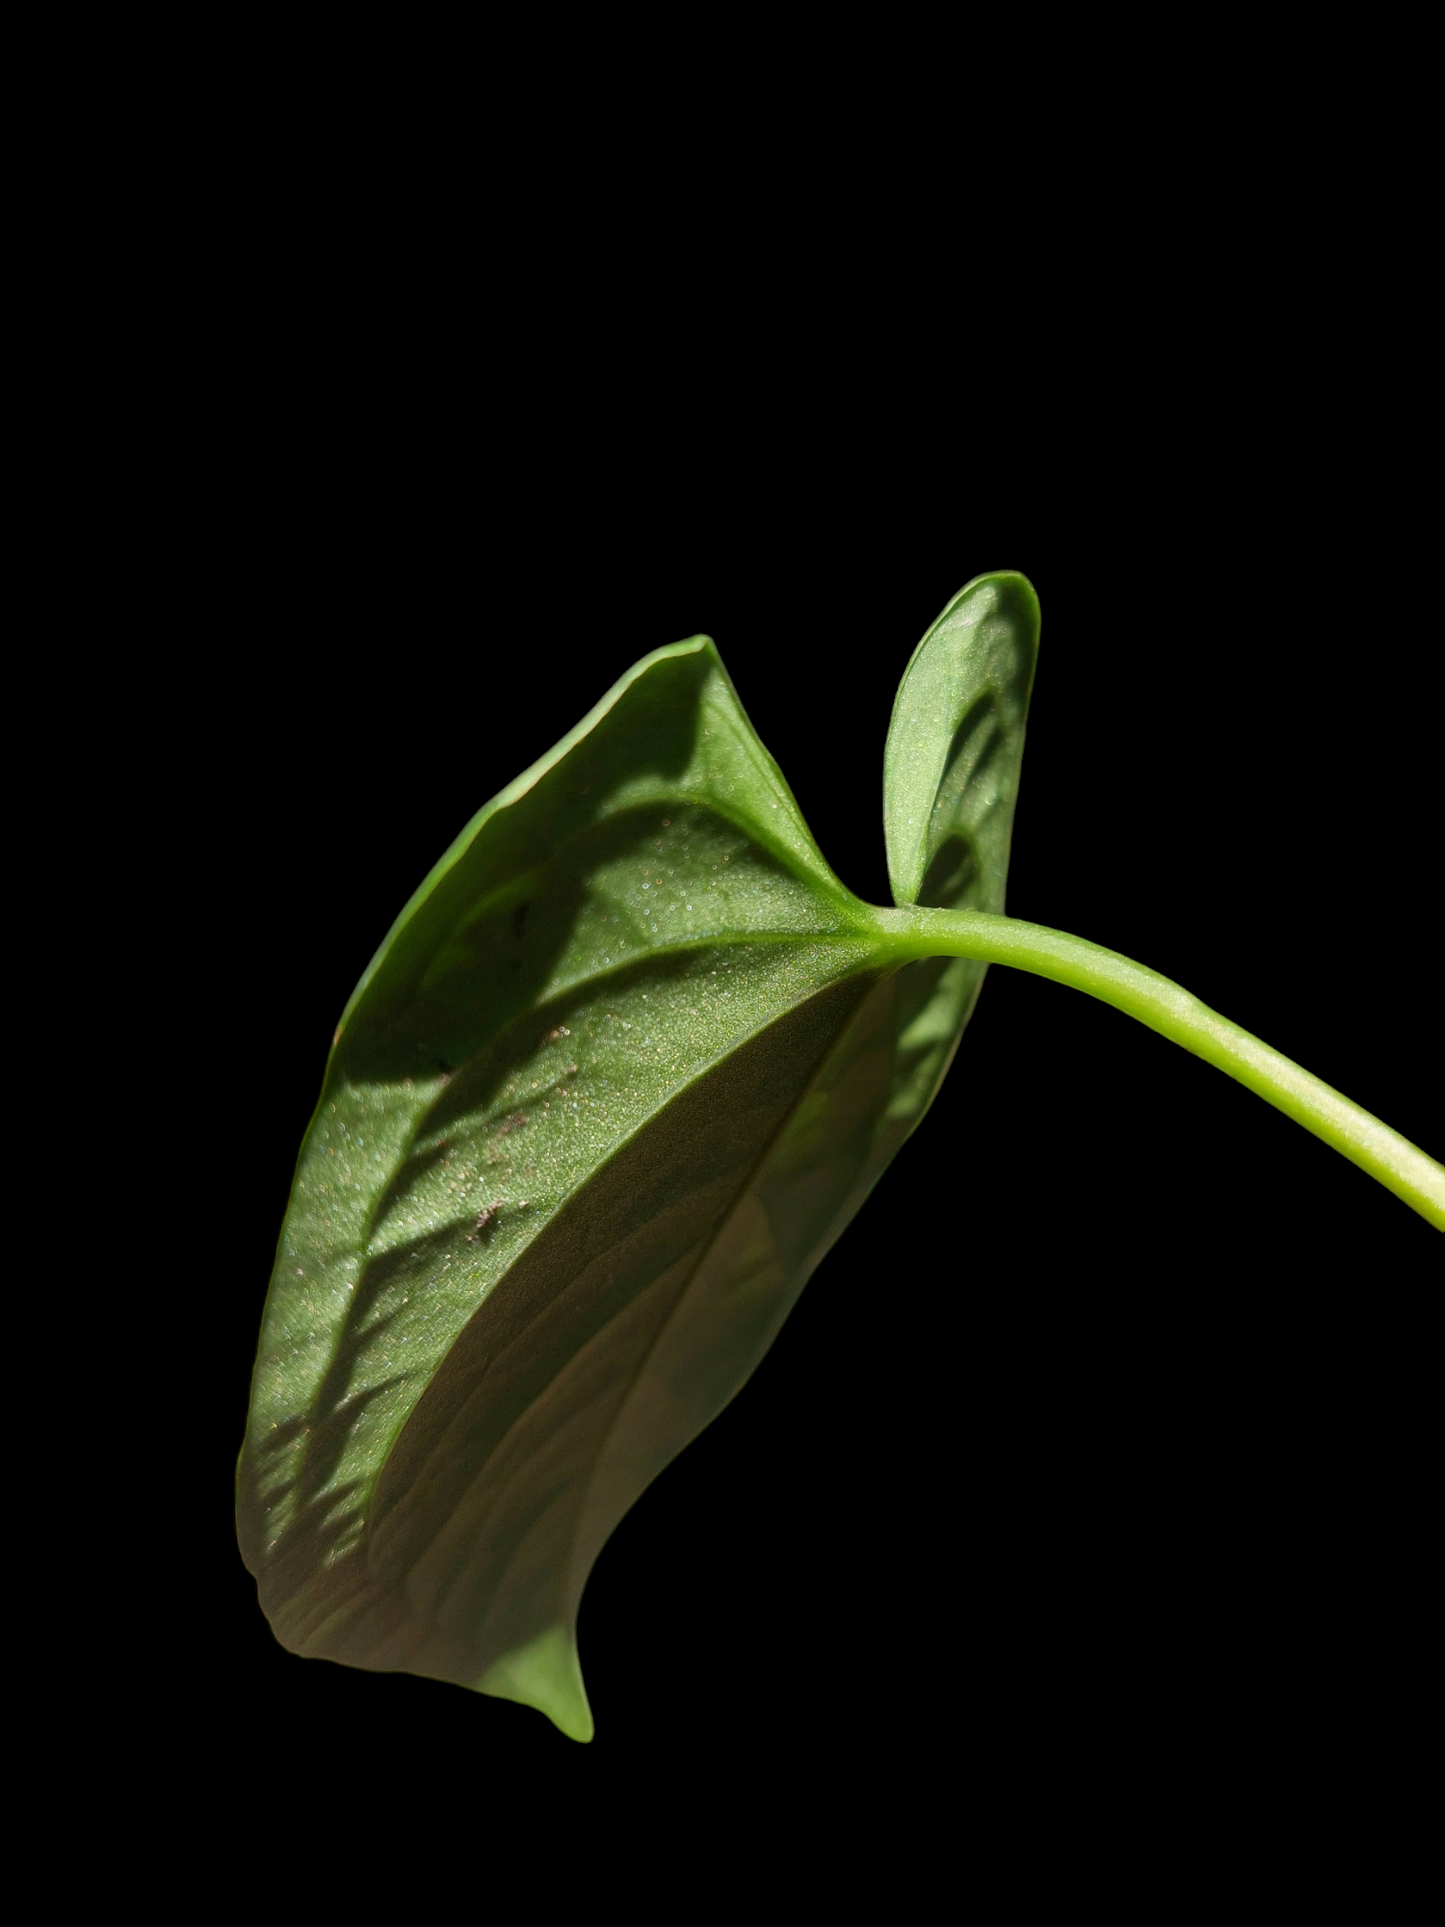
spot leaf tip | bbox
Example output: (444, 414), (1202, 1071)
(478, 1624), (595, 1743)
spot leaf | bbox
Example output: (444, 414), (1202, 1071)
(856, 570), (1043, 1182)
(884, 570), (1040, 913)
(237, 580), (1039, 1738)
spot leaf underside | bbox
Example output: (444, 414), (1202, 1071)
(237, 574), (1039, 1738)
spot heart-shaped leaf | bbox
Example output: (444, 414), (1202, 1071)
(238, 583), (1039, 1737)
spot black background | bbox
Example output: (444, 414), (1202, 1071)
(146, 354), (1438, 1851)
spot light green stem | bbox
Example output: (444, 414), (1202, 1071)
(874, 906), (1445, 1232)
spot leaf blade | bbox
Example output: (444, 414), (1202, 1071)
(239, 640), (879, 1727)
(239, 585), (1041, 1735)
(883, 570), (1041, 912)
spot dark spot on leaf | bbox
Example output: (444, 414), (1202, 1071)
(918, 833), (979, 908)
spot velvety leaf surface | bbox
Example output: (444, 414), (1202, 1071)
(884, 570), (1040, 913)
(238, 588), (1039, 1737)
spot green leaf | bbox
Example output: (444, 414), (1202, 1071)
(865, 570), (1043, 1162)
(238, 588), (1039, 1738)
(884, 570), (1040, 912)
